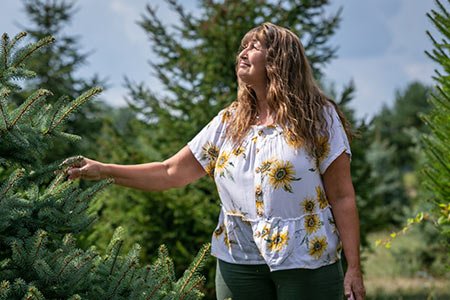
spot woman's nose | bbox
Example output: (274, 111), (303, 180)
(239, 49), (248, 60)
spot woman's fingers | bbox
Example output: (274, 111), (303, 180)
(354, 284), (366, 300)
(68, 161), (103, 181)
(67, 166), (83, 180)
(344, 282), (352, 299)
(58, 156), (88, 180)
(61, 155), (86, 168)
(344, 268), (365, 300)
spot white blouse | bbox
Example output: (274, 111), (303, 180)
(187, 104), (351, 271)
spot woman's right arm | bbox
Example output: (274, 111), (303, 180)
(67, 146), (207, 191)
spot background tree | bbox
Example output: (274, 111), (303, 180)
(0, 32), (208, 300)
(14, 0), (109, 161)
(364, 82), (433, 228)
(371, 81), (432, 172)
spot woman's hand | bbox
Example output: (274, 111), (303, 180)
(344, 267), (365, 300)
(63, 156), (105, 181)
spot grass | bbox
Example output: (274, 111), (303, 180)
(363, 229), (449, 300)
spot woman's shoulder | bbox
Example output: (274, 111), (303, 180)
(322, 99), (338, 114)
(217, 102), (238, 124)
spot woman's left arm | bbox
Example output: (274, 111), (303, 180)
(322, 152), (366, 300)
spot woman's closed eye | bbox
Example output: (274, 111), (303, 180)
(241, 41), (261, 51)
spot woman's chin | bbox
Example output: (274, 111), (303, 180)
(237, 72), (251, 84)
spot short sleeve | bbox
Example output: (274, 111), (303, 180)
(187, 109), (229, 176)
(318, 105), (351, 174)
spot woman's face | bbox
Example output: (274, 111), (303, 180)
(237, 37), (267, 87)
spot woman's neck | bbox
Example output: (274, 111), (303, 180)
(251, 84), (274, 125)
(255, 96), (275, 126)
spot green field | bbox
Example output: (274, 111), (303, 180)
(364, 230), (449, 300)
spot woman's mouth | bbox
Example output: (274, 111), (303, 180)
(239, 61), (250, 68)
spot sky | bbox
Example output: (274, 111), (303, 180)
(0, 0), (442, 120)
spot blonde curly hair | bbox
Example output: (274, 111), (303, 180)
(225, 22), (353, 158)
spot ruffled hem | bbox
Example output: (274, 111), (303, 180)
(211, 208), (341, 271)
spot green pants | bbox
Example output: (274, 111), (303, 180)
(215, 259), (344, 300)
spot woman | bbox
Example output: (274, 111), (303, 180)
(67, 23), (365, 300)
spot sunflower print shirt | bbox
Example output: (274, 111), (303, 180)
(187, 105), (351, 271)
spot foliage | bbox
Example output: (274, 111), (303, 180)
(14, 0), (109, 161)
(371, 81), (432, 172)
(420, 0), (450, 237)
(0, 32), (208, 300)
(365, 229), (449, 300)
(357, 82), (433, 230)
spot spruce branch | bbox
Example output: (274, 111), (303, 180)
(1, 34), (9, 71)
(10, 89), (52, 128)
(45, 86), (102, 134)
(108, 245), (140, 299)
(68, 179), (113, 215)
(9, 32), (28, 52)
(0, 168), (25, 197)
(179, 276), (204, 300)
(143, 265), (151, 282)
(56, 251), (82, 279)
(435, 85), (450, 104)
(176, 243), (210, 299)
(46, 171), (71, 195)
(142, 244), (176, 299)
(0, 280), (11, 300)
(0, 87), (11, 129)
(33, 230), (48, 262)
(105, 228), (127, 277)
(24, 285), (45, 300)
(159, 245), (175, 282)
(76, 251), (99, 273)
(108, 240), (124, 276)
(11, 240), (26, 269)
(33, 259), (54, 284)
(146, 276), (169, 300)
(47, 95), (70, 132)
(11, 36), (55, 68)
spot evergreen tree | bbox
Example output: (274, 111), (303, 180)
(371, 81), (432, 172)
(360, 82), (433, 228)
(421, 0), (450, 237)
(0, 32), (208, 300)
(15, 0), (109, 161)
(364, 138), (408, 227)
